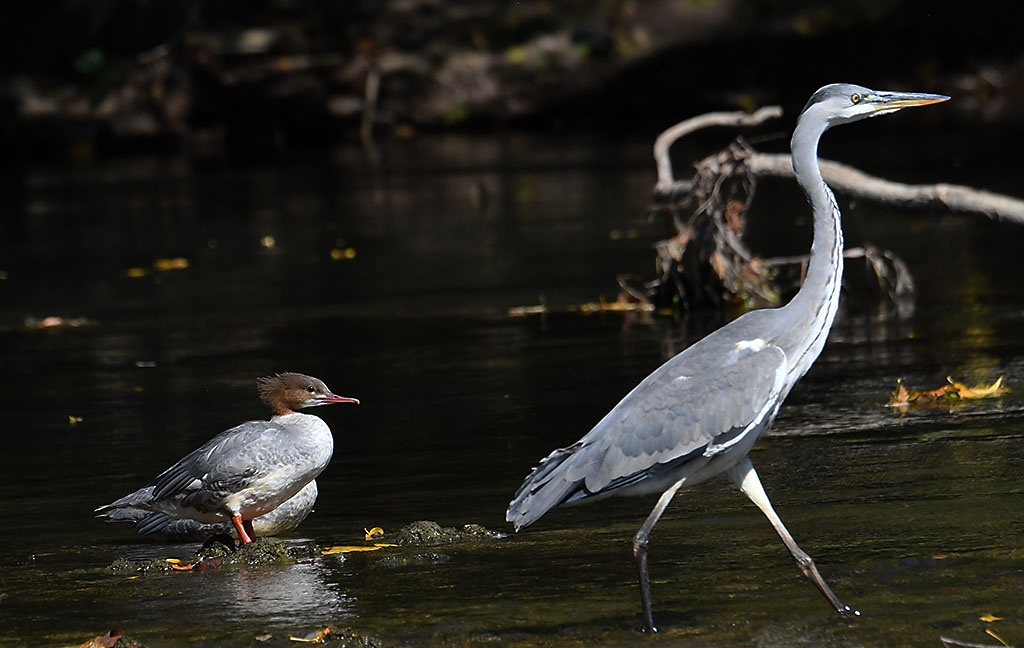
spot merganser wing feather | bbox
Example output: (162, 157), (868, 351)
(148, 421), (289, 502)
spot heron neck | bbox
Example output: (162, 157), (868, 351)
(782, 112), (844, 378)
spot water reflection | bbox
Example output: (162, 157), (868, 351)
(222, 559), (354, 625)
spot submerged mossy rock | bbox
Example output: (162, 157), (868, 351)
(383, 520), (505, 546)
(109, 537), (320, 574)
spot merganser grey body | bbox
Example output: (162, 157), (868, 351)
(96, 373), (358, 544)
(99, 480), (319, 542)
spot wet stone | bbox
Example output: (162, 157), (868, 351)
(108, 537), (321, 574)
(382, 520), (505, 546)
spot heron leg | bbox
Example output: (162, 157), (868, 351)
(633, 479), (685, 633)
(725, 457), (856, 615)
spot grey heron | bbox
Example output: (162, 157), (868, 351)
(506, 84), (948, 632)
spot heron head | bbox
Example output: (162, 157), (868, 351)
(801, 83), (949, 128)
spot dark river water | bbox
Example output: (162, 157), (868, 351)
(1, 130), (1023, 647)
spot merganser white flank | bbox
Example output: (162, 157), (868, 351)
(96, 373), (358, 544)
(98, 480), (319, 542)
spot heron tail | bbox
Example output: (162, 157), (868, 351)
(506, 442), (585, 530)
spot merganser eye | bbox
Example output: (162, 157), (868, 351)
(850, 92), (861, 104)
(307, 385), (316, 393)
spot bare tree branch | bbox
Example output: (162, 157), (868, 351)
(748, 153), (1024, 225)
(654, 106), (783, 191)
(653, 106), (1024, 225)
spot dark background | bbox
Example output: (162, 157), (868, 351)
(2, 0), (1021, 161)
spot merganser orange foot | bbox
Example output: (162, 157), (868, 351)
(96, 373), (358, 545)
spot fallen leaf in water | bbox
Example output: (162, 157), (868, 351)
(154, 257), (189, 271)
(322, 545), (382, 555)
(64, 630), (121, 648)
(31, 316), (89, 328)
(985, 627), (1009, 646)
(364, 526), (384, 540)
(889, 376), (1008, 410)
(577, 299), (654, 314)
(948, 376), (1008, 399)
(330, 247), (357, 261)
(126, 267), (148, 278)
(68, 415), (83, 425)
(289, 626), (338, 643)
(507, 304), (547, 316)
(980, 613), (1004, 622)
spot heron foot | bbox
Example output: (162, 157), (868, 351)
(837, 604), (862, 617)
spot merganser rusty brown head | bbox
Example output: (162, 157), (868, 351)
(257, 372), (359, 416)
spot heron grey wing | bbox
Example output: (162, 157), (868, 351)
(148, 421), (288, 503)
(570, 342), (788, 495)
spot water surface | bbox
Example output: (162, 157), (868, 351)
(1, 133), (1023, 647)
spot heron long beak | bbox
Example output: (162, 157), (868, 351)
(870, 91), (950, 110)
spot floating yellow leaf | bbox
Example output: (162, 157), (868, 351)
(68, 415), (83, 425)
(947, 376), (1008, 399)
(261, 235), (276, 248)
(980, 614), (1004, 622)
(985, 627), (1009, 646)
(289, 626), (338, 643)
(154, 257), (189, 271)
(364, 527), (384, 541)
(126, 267), (148, 278)
(166, 558), (195, 571)
(64, 629), (122, 648)
(322, 543), (395, 555)
(889, 376), (1008, 410)
(322, 545), (380, 555)
(577, 300), (653, 314)
(507, 304), (548, 317)
(329, 247), (357, 261)
(505, 45), (529, 64)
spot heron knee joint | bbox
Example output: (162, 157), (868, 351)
(633, 533), (651, 554)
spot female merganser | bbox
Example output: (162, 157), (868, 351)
(98, 480), (319, 542)
(96, 373), (358, 544)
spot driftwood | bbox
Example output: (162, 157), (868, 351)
(654, 107), (1024, 225)
(641, 107), (1024, 316)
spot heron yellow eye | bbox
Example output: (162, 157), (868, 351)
(851, 93), (862, 104)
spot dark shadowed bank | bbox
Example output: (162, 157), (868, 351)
(2, 0), (1023, 160)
